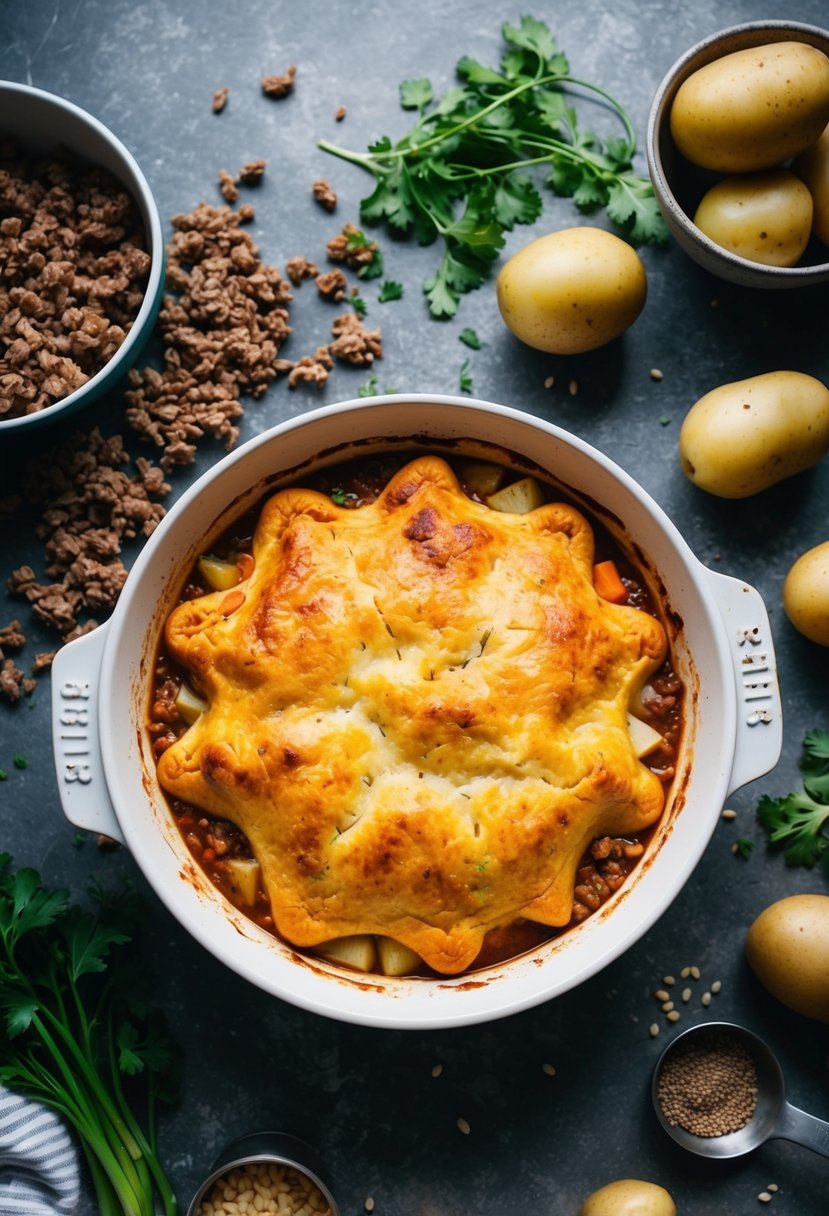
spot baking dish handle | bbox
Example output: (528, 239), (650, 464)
(704, 568), (783, 797)
(51, 621), (125, 846)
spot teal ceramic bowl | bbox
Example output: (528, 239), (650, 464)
(0, 81), (164, 431)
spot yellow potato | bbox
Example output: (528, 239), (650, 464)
(693, 169), (813, 267)
(746, 895), (829, 1023)
(679, 371), (829, 498)
(496, 228), (647, 355)
(670, 41), (829, 172)
(578, 1179), (676, 1216)
(783, 540), (829, 645)
(794, 121), (829, 247)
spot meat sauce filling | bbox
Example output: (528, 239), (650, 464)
(148, 453), (684, 975)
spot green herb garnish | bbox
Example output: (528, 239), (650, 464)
(378, 279), (404, 302)
(733, 838), (754, 860)
(350, 293), (368, 317)
(13, 754), (28, 770)
(758, 729), (829, 870)
(319, 16), (667, 318)
(0, 856), (176, 1216)
(459, 327), (484, 349)
(459, 358), (474, 394)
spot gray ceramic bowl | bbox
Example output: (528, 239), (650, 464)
(0, 81), (164, 431)
(646, 21), (829, 288)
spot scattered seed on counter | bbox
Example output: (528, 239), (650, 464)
(663, 975), (676, 986)
(711, 980), (722, 994)
(649, 368), (664, 381)
(655, 989), (671, 1002)
(542, 1063), (557, 1076)
(701, 992), (712, 1007)
(758, 1193), (772, 1204)
(649, 1023), (660, 1038)
(457, 1117), (471, 1135)
(681, 988), (692, 1003)
(365, 1198), (375, 1212)
(544, 375), (555, 388)
(335, 105), (347, 121)
(767, 1185), (779, 1193)
(721, 808), (737, 820)
(690, 965), (701, 980)
(568, 379), (578, 396)
(431, 1063), (443, 1078)
(680, 966), (691, 979)
(667, 1010), (681, 1023)
(661, 1001), (674, 1013)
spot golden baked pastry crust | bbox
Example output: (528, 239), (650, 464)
(157, 455), (668, 974)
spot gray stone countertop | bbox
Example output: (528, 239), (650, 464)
(1, 1), (828, 1213)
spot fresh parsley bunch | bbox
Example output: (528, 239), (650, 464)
(0, 855), (177, 1216)
(319, 16), (667, 318)
(758, 730), (829, 870)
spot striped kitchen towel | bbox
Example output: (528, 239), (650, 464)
(0, 1088), (79, 1216)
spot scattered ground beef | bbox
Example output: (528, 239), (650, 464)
(212, 87), (229, 114)
(326, 222), (379, 274)
(125, 203), (292, 468)
(238, 161), (266, 186)
(315, 268), (347, 302)
(217, 169), (239, 204)
(312, 179), (337, 211)
(6, 429), (169, 640)
(329, 312), (383, 366)
(32, 650), (56, 673)
(0, 620), (25, 651)
(262, 66), (296, 98)
(0, 142), (151, 419)
(284, 256), (319, 285)
(279, 346), (333, 390)
(335, 105), (347, 122)
(0, 657), (27, 703)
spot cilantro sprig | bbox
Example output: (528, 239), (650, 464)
(0, 856), (176, 1216)
(319, 16), (667, 318)
(757, 729), (829, 870)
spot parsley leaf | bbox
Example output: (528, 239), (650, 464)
(378, 279), (404, 302)
(0, 856), (176, 1215)
(459, 358), (474, 394)
(459, 327), (483, 349)
(400, 78), (433, 111)
(757, 730), (829, 869)
(350, 293), (367, 317)
(320, 16), (666, 317)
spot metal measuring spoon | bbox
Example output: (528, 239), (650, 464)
(651, 1020), (829, 1159)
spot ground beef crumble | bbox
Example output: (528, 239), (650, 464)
(329, 311), (383, 366)
(284, 256), (319, 285)
(261, 66), (296, 98)
(212, 87), (229, 114)
(315, 268), (348, 302)
(0, 142), (151, 419)
(326, 222), (379, 274)
(6, 429), (169, 643)
(312, 179), (337, 211)
(124, 203), (292, 468)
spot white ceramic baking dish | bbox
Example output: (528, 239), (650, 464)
(51, 395), (782, 1029)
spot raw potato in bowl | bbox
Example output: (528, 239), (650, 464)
(670, 41), (829, 173)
